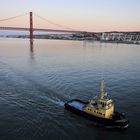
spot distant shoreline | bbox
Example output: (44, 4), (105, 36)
(0, 34), (140, 45)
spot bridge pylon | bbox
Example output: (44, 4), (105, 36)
(30, 12), (33, 41)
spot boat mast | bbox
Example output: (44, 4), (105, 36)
(99, 80), (105, 99)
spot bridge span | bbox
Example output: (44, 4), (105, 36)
(0, 26), (87, 34)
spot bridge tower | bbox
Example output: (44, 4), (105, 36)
(30, 12), (33, 41)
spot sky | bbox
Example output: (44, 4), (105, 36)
(0, 0), (140, 32)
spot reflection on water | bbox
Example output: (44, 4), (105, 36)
(30, 39), (34, 53)
(0, 38), (140, 140)
(30, 40), (34, 60)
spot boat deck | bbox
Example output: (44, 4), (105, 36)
(68, 100), (85, 111)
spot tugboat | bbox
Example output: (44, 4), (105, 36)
(65, 80), (129, 128)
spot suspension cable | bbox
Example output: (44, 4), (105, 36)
(0, 12), (29, 22)
(34, 13), (76, 31)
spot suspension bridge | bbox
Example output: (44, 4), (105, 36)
(0, 12), (98, 41)
(0, 12), (140, 44)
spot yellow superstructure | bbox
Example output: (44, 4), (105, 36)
(83, 80), (114, 119)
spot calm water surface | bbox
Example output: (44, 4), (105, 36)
(0, 38), (140, 140)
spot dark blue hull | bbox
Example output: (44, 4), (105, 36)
(65, 99), (129, 129)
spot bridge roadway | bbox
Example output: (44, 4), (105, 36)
(0, 26), (93, 34)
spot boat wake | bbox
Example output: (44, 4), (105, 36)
(43, 96), (65, 107)
(0, 61), (67, 108)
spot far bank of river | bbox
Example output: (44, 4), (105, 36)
(0, 34), (140, 45)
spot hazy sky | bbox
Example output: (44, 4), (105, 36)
(0, 0), (140, 32)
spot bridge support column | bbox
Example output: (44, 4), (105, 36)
(30, 12), (33, 42)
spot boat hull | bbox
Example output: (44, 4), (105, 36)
(65, 99), (129, 129)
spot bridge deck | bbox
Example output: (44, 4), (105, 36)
(0, 26), (89, 33)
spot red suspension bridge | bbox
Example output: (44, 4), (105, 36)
(0, 12), (97, 41)
(0, 12), (140, 44)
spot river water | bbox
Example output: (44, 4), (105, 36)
(0, 38), (140, 140)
